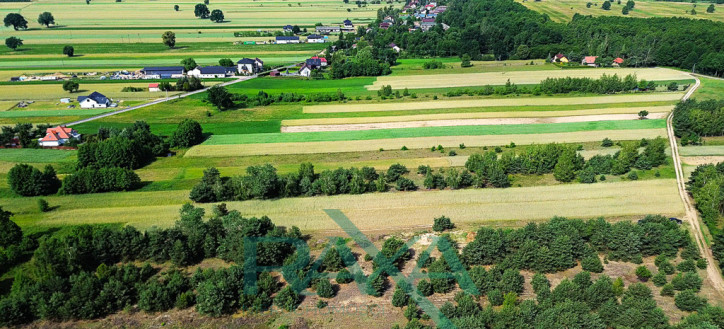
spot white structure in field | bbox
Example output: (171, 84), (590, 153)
(77, 91), (110, 108)
(38, 126), (81, 147)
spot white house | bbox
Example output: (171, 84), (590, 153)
(38, 126), (81, 147)
(307, 34), (326, 43)
(237, 58), (264, 75)
(77, 91), (110, 108)
(299, 64), (313, 77)
(276, 36), (300, 44)
(148, 83), (160, 92)
(188, 66), (236, 78)
(389, 43), (401, 53)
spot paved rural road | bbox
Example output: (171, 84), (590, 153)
(666, 75), (724, 295)
(64, 62), (303, 127)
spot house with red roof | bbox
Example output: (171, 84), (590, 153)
(38, 126), (81, 147)
(551, 53), (569, 63)
(581, 56), (598, 67)
(613, 57), (624, 67)
(148, 83), (160, 92)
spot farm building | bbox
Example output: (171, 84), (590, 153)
(38, 126), (81, 147)
(552, 53), (569, 63)
(307, 34), (326, 43)
(306, 56), (327, 67)
(299, 64), (313, 77)
(148, 83), (160, 92)
(316, 26), (341, 34)
(276, 36), (300, 44)
(77, 91), (110, 108)
(237, 58), (264, 75)
(188, 66), (236, 78)
(141, 66), (184, 79)
(582, 56), (598, 67)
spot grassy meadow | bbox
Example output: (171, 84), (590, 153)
(518, 0), (724, 23)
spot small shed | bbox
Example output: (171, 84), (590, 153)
(149, 83), (160, 92)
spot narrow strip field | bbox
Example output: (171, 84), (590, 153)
(681, 156), (724, 166)
(186, 128), (667, 156)
(367, 67), (692, 90)
(679, 146), (724, 156)
(281, 113), (668, 133)
(10, 179), (683, 232)
(284, 105), (673, 126)
(304, 93), (685, 113)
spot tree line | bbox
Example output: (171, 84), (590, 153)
(206, 85), (348, 111)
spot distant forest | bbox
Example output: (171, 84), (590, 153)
(362, 0), (724, 77)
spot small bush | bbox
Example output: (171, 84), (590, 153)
(661, 284), (675, 296)
(336, 269), (353, 284)
(448, 150), (457, 156)
(37, 198), (50, 212)
(636, 265), (652, 281)
(601, 138), (614, 147)
(627, 171), (639, 180)
(432, 216), (454, 232)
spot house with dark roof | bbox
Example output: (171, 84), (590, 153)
(299, 63), (314, 77)
(188, 66), (236, 78)
(77, 91), (110, 109)
(343, 19), (353, 27)
(316, 26), (341, 34)
(379, 22), (391, 29)
(307, 34), (326, 43)
(276, 36), (300, 44)
(38, 126), (81, 147)
(141, 66), (185, 79)
(306, 56), (327, 67)
(237, 58), (264, 75)
(283, 25), (294, 33)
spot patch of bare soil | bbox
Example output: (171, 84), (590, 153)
(681, 156), (724, 166)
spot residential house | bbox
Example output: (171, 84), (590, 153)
(552, 53), (569, 63)
(188, 66), (236, 78)
(141, 66), (185, 79)
(613, 57), (624, 67)
(237, 58), (264, 75)
(306, 56), (327, 67)
(582, 56), (598, 67)
(299, 63), (313, 77)
(389, 43), (401, 53)
(276, 36), (300, 44)
(316, 26), (341, 34)
(343, 19), (353, 28)
(148, 83), (160, 92)
(379, 22), (391, 29)
(38, 126), (81, 147)
(283, 25), (294, 33)
(77, 91), (111, 109)
(421, 18), (436, 31)
(307, 34), (326, 43)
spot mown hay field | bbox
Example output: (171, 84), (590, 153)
(679, 146), (724, 156)
(518, 0), (724, 23)
(367, 68), (692, 89)
(186, 128), (667, 156)
(304, 93), (685, 113)
(284, 105), (673, 126)
(390, 58), (558, 76)
(9, 179), (683, 232)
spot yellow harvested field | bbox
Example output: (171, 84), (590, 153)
(304, 94), (684, 113)
(367, 68), (693, 89)
(26, 180), (683, 232)
(681, 156), (724, 166)
(281, 113), (669, 133)
(185, 128), (668, 156)
(285, 105), (673, 126)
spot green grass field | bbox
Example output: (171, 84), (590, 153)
(519, 0), (724, 23)
(679, 146), (724, 156)
(0, 148), (77, 163)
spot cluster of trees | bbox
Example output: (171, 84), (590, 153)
(206, 86), (347, 111)
(0, 208), (34, 277)
(62, 45), (74, 57)
(0, 123), (55, 148)
(77, 121), (168, 170)
(189, 163), (414, 202)
(688, 162), (724, 236)
(193, 4), (224, 22)
(156, 76), (204, 92)
(58, 167), (140, 194)
(328, 39), (396, 79)
(363, 0), (724, 76)
(0, 204), (306, 326)
(672, 99), (724, 144)
(7, 164), (61, 196)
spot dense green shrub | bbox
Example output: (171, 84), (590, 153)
(7, 164), (60, 196)
(59, 167), (140, 194)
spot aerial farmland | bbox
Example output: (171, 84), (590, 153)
(2, 0), (724, 328)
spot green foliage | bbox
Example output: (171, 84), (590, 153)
(581, 255), (604, 273)
(209, 9), (224, 23)
(391, 283), (410, 307)
(274, 286), (301, 311)
(207, 85), (235, 110)
(37, 12), (54, 27)
(315, 279), (334, 298)
(7, 164), (61, 196)
(62, 80), (79, 93)
(677, 259), (697, 272)
(602, 138), (613, 147)
(433, 216), (454, 232)
(194, 3), (210, 18)
(652, 272), (667, 287)
(37, 198), (50, 212)
(635, 266), (652, 281)
(366, 273), (386, 297)
(661, 283), (675, 296)
(417, 279), (433, 296)
(0, 207), (21, 248)
(675, 290), (706, 311)
(488, 288), (503, 306)
(162, 31), (176, 48)
(3, 13), (27, 30)
(602, 1), (611, 10)
(672, 272), (702, 292)
(336, 269), (353, 284)
(170, 119), (204, 148)
(59, 167), (140, 194)
(62, 45), (74, 57)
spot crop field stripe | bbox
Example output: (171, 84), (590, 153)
(186, 128), (667, 156)
(0, 109), (115, 118)
(12, 179), (683, 232)
(679, 146), (724, 156)
(303, 93), (685, 113)
(366, 67), (692, 89)
(204, 119), (666, 145)
(284, 105), (674, 126)
(0, 148), (77, 163)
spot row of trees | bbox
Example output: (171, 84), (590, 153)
(205, 86), (348, 110)
(3, 12), (54, 30)
(688, 162), (724, 236)
(538, 74), (654, 94)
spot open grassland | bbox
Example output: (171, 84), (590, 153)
(0, 148), (76, 163)
(0, 0), (383, 43)
(693, 76), (724, 101)
(7, 179), (683, 232)
(0, 82), (215, 102)
(186, 128), (667, 156)
(390, 58), (558, 76)
(281, 113), (669, 132)
(0, 42), (325, 56)
(367, 67), (692, 89)
(679, 146), (724, 156)
(283, 105), (674, 126)
(518, 0), (724, 23)
(304, 93), (685, 113)
(203, 119), (666, 144)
